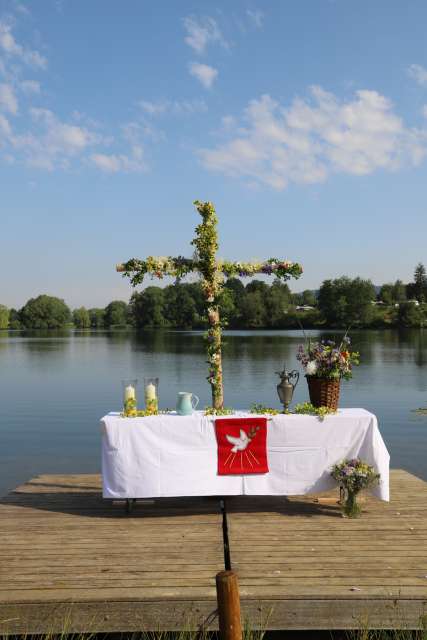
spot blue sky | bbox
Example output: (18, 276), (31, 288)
(1, 0), (427, 309)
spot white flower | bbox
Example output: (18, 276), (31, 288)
(306, 361), (318, 376)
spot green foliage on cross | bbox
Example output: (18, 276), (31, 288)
(117, 200), (303, 410)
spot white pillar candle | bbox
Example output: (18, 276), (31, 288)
(145, 382), (157, 401)
(124, 385), (136, 401)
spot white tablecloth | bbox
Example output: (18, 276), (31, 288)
(101, 408), (389, 501)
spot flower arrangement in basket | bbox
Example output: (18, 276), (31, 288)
(296, 336), (359, 410)
(331, 458), (380, 518)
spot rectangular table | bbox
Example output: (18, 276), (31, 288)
(101, 408), (390, 501)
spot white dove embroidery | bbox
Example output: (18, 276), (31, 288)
(226, 429), (250, 452)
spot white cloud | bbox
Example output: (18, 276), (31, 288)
(183, 16), (227, 54)
(0, 112), (11, 136)
(408, 64), (427, 87)
(189, 62), (218, 89)
(20, 79), (40, 94)
(14, 3), (31, 16)
(0, 82), (18, 113)
(0, 101), (149, 174)
(29, 107), (94, 150)
(139, 98), (207, 116)
(0, 20), (47, 68)
(2, 153), (15, 164)
(139, 100), (168, 116)
(90, 122), (147, 173)
(5, 107), (101, 169)
(0, 58), (6, 77)
(246, 9), (264, 29)
(199, 87), (427, 190)
(121, 121), (146, 156)
(90, 153), (121, 173)
(221, 115), (236, 129)
(171, 99), (208, 115)
(90, 151), (146, 174)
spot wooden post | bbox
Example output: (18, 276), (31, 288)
(216, 570), (242, 640)
(208, 306), (224, 410)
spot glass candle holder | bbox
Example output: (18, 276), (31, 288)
(144, 377), (159, 413)
(122, 379), (138, 416)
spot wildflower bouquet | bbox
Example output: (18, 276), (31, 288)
(296, 336), (359, 410)
(296, 336), (359, 380)
(331, 458), (380, 517)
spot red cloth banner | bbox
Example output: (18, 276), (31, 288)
(215, 417), (268, 475)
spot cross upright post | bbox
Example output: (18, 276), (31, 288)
(117, 200), (302, 411)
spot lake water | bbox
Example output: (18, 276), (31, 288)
(0, 328), (426, 497)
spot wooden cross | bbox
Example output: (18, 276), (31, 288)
(117, 200), (302, 411)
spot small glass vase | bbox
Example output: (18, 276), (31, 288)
(144, 377), (159, 413)
(343, 489), (362, 518)
(122, 379), (138, 416)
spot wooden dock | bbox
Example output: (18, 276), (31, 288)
(0, 470), (426, 634)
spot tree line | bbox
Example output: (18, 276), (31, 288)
(1, 263), (427, 331)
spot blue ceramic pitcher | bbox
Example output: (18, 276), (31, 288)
(176, 391), (199, 416)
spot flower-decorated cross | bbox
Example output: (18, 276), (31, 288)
(117, 200), (303, 410)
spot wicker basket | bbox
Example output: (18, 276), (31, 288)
(307, 376), (340, 411)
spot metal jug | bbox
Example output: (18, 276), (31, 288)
(276, 365), (299, 411)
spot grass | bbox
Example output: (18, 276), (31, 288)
(1, 612), (426, 640)
(2, 625), (427, 640)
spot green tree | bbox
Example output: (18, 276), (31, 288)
(291, 292), (303, 306)
(0, 305), (9, 329)
(379, 283), (394, 305)
(218, 287), (237, 326)
(20, 295), (71, 329)
(89, 308), (105, 328)
(8, 308), (22, 330)
(104, 301), (129, 327)
(413, 263), (427, 302)
(318, 277), (376, 326)
(271, 279), (291, 301)
(174, 287), (197, 328)
(392, 280), (407, 303)
(345, 278), (376, 325)
(301, 290), (317, 306)
(73, 307), (90, 329)
(265, 281), (291, 327)
(381, 280), (406, 305)
(129, 287), (166, 328)
(184, 282), (205, 319)
(224, 278), (246, 325)
(163, 284), (198, 328)
(246, 280), (269, 296)
(239, 291), (266, 327)
(397, 301), (424, 328)
(224, 277), (245, 298)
